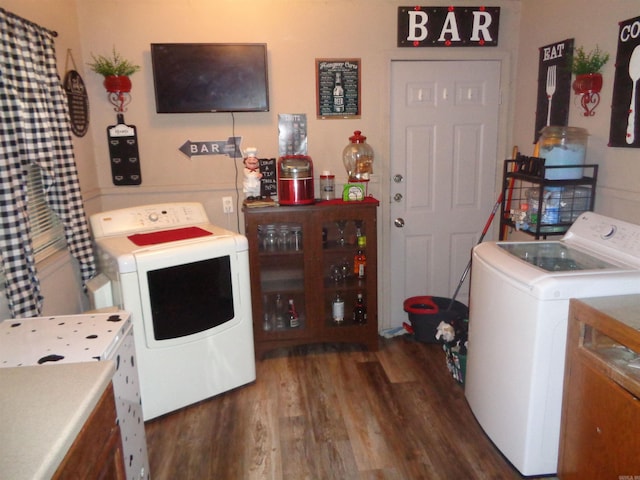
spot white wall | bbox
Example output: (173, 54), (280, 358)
(513, 0), (640, 224)
(71, 0), (522, 224)
(71, 0), (523, 325)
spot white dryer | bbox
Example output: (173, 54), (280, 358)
(91, 202), (255, 421)
(465, 212), (640, 476)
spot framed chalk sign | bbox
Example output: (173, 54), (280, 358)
(259, 158), (277, 198)
(316, 58), (361, 119)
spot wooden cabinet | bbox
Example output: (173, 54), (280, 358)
(244, 198), (379, 358)
(558, 296), (640, 479)
(499, 158), (598, 239)
(53, 382), (126, 480)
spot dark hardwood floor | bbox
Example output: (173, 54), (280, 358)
(145, 336), (557, 479)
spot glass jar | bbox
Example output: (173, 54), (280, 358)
(263, 225), (277, 251)
(319, 170), (335, 200)
(277, 224), (290, 251)
(342, 130), (374, 182)
(538, 126), (588, 180)
(290, 226), (303, 251)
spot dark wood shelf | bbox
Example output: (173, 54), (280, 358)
(244, 200), (379, 359)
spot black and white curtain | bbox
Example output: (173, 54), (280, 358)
(0, 9), (96, 317)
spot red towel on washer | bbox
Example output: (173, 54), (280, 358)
(127, 226), (212, 246)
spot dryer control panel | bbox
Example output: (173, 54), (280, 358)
(91, 202), (209, 238)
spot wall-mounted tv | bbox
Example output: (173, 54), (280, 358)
(150, 43), (269, 113)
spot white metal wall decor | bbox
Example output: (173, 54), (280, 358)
(609, 15), (640, 148)
(278, 113), (308, 156)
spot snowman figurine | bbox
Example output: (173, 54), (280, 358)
(243, 147), (262, 199)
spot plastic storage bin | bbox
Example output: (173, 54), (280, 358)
(403, 296), (468, 343)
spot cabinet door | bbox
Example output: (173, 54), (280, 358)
(246, 210), (312, 342)
(319, 206), (377, 335)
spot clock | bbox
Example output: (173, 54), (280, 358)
(342, 183), (365, 201)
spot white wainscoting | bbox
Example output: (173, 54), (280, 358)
(0, 250), (87, 320)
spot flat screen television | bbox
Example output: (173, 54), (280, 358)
(150, 43), (269, 113)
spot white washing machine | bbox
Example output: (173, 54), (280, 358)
(90, 202), (255, 421)
(465, 212), (640, 476)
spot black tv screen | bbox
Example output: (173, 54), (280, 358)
(150, 43), (269, 113)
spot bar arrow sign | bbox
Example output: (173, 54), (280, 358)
(179, 137), (242, 158)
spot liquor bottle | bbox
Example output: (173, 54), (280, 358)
(332, 292), (345, 323)
(353, 235), (367, 279)
(288, 298), (300, 328)
(333, 72), (344, 113)
(275, 294), (286, 330)
(353, 293), (367, 324)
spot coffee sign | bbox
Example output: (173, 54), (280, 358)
(398, 6), (500, 47)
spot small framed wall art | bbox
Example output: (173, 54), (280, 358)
(316, 58), (361, 119)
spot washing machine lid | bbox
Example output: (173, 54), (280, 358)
(498, 242), (619, 272)
(0, 311), (131, 366)
(474, 212), (640, 300)
(491, 211), (640, 273)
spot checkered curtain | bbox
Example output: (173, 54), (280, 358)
(0, 9), (96, 317)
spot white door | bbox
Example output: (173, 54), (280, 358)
(389, 60), (501, 328)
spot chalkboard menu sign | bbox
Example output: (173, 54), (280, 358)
(316, 58), (361, 118)
(259, 158), (277, 198)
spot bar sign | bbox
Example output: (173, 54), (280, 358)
(398, 6), (500, 47)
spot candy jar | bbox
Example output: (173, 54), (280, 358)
(342, 130), (374, 182)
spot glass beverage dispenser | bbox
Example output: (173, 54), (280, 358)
(342, 130), (374, 182)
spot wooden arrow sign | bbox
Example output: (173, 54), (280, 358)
(179, 137), (242, 158)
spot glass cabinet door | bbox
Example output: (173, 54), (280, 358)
(256, 222), (306, 334)
(322, 217), (369, 327)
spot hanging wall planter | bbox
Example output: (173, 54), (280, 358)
(103, 75), (132, 94)
(572, 72), (603, 95)
(570, 46), (609, 117)
(88, 48), (140, 112)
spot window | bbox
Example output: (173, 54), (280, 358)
(27, 164), (67, 263)
(0, 165), (66, 288)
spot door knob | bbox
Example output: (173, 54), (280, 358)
(393, 193), (403, 202)
(393, 174), (404, 183)
(394, 218), (405, 228)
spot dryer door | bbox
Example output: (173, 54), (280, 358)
(134, 236), (243, 348)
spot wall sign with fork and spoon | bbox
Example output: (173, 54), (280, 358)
(609, 15), (640, 148)
(534, 38), (573, 143)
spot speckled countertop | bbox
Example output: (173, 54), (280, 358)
(0, 361), (115, 480)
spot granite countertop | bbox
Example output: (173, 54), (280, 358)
(0, 361), (115, 480)
(578, 294), (640, 330)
